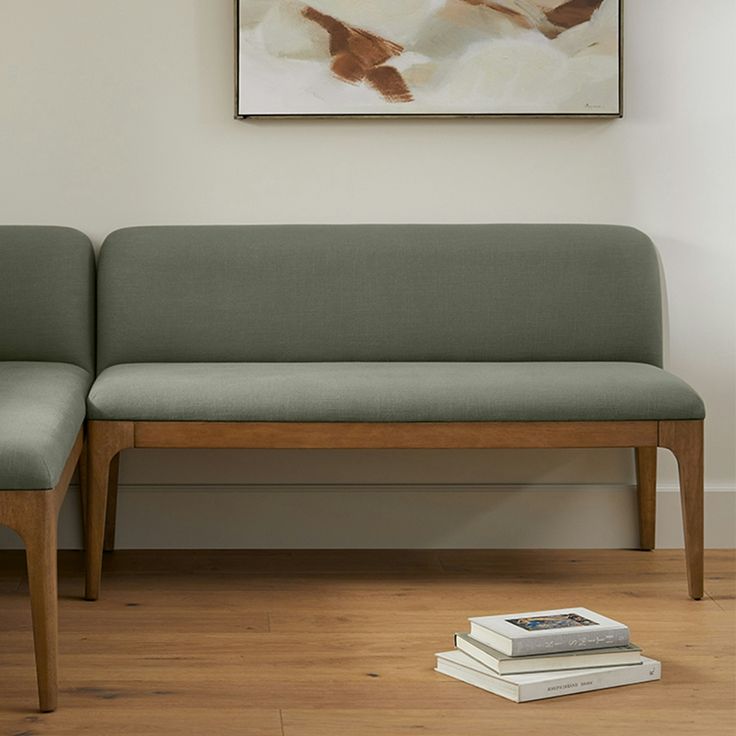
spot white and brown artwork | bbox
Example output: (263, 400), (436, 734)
(236, 0), (621, 117)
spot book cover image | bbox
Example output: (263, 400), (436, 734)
(507, 612), (599, 632)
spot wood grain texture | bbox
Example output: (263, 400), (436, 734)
(85, 422), (134, 601)
(659, 420), (705, 599)
(0, 549), (733, 734)
(133, 421), (658, 449)
(635, 446), (657, 550)
(0, 429), (83, 712)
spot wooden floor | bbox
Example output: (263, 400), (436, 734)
(0, 550), (734, 736)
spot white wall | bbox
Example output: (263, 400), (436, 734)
(1, 1), (734, 548)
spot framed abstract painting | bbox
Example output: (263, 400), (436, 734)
(235, 0), (622, 118)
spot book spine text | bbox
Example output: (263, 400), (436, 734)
(513, 628), (629, 656)
(519, 660), (660, 702)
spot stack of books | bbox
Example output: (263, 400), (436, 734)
(436, 607), (661, 702)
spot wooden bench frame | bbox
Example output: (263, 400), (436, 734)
(0, 429), (85, 712)
(0, 420), (702, 714)
(85, 418), (704, 601)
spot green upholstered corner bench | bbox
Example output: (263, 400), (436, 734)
(83, 224), (706, 604)
(0, 226), (95, 712)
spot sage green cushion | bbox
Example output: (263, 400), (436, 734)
(0, 363), (91, 489)
(97, 225), (663, 371)
(0, 226), (96, 374)
(87, 362), (704, 422)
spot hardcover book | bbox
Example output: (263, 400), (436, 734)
(435, 649), (661, 703)
(455, 633), (642, 675)
(469, 607), (629, 656)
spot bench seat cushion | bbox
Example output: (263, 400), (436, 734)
(87, 362), (705, 423)
(0, 362), (91, 489)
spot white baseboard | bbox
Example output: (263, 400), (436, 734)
(1, 484), (733, 550)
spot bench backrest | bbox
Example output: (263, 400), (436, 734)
(0, 226), (95, 374)
(96, 224), (663, 371)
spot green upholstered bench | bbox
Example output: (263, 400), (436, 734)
(84, 224), (705, 604)
(0, 226), (95, 712)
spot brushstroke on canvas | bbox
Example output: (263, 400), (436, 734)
(239, 0), (620, 115)
(302, 7), (413, 102)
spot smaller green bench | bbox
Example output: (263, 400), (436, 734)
(82, 224), (705, 610)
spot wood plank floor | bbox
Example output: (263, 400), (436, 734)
(0, 550), (734, 736)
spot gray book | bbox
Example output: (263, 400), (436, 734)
(455, 633), (642, 675)
(469, 607), (629, 656)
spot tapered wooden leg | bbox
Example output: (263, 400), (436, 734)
(24, 505), (59, 712)
(635, 446), (657, 550)
(103, 454), (120, 552)
(79, 427), (119, 552)
(85, 421), (134, 601)
(659, 420), (704, 600)
(78, 435), (88, 545)
(0, 430), (82, 712)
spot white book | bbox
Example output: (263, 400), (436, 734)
(469, 607), (629, 656)
(435, 649), (661, 702)
(455, 633), (642, 675)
